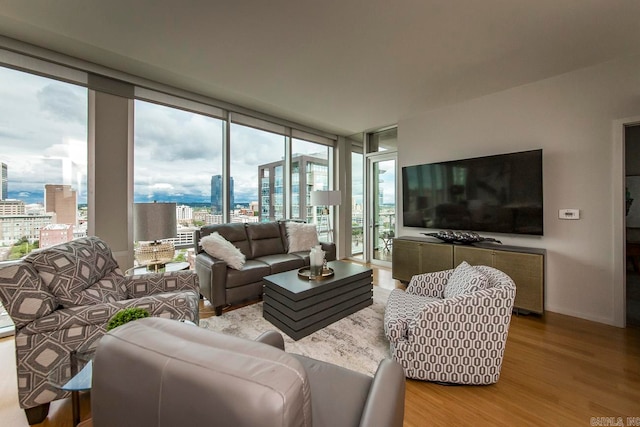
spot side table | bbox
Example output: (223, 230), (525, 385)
(125, 261), (190, 276)
(49, 343), (98, 427)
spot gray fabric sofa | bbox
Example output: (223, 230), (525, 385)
(91, 317), (405, 427)
(194, 221), (336, 315)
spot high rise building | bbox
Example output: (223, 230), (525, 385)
(39, 224), (74, 249)
(1, 163), (7, 200)
(176, 205), (193, 224)
(258, 154), (328, 223)
(44, 184), (77, 225)
(0, 200), (25, 216)
(210, 175), (234, 214)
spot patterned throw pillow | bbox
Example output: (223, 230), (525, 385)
(444, 261), (489, 298)
(286, 222), (319, 253)
(0, 263), (57, 329)
(200, 232), (246, 270)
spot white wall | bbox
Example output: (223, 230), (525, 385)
(398, 54), (640, 326)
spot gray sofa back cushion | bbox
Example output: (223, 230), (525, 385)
(246, 222), (286, 258)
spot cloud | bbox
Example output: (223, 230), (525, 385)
(1, 67), (339, 208)
(37, 83), (88, 124)
(1, 67), (89, 203)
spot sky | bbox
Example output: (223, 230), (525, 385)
(0, 66), (87, 204)
(0, 64), (394, 207)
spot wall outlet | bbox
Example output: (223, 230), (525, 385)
(559, 209), (580, 220)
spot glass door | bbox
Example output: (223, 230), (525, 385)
(368, 154), (397, 265)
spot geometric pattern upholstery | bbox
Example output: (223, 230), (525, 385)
(443, 261), (489, 298)
(384, 264), (516, 385)
(0, 236), (200, 412)
(24, 236), (123, 308)
(0, 263), (57, 329)
(384, 290), (438, 342)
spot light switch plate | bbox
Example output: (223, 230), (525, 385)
(559, 209), (580, 220)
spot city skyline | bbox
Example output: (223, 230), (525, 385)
(0, 65), (395, 212)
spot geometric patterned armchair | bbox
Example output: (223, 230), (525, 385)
(384, 262), (516, 385)
(0, 236), (200, 425)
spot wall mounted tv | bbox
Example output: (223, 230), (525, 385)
(402, 149), (543, 235)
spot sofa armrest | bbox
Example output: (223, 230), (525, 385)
(21, 292), (200, 335)
(405, 268), (453, 298)
(410, 285), (515, 346)
(123, 270), (199, 299)
(195, 252), (228, 311)
(255, 330), (285, 350)
(321, 242), (337, 261)
(384, 289), (440, 344)
(359, 359), (405, 427)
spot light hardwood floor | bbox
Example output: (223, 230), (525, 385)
(0, 264), (638, 426)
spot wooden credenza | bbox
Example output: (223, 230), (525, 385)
(392, 236), (545, 314)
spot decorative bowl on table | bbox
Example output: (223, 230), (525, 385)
(422, 230), (502, 245)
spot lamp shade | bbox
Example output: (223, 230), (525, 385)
(134, 202), (177, 241)
(310, 190), (342, 206)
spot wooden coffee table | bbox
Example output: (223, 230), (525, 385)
(263, 260), (373, 340)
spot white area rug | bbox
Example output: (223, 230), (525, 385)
(199, 286), (392, 376)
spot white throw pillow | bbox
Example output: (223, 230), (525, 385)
(444, 261), (489, 298)
(286, 222), (319, 253)
(200, 232), (246, 270)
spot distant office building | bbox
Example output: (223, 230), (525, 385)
(176, 205), (193, 224)
(230, 214), (259, 224)
(39, 224), (74, 249)
(210, 175), (234, 214)
(168, 226), (197, 247)
(0, 200), (25, 216)
(1, 163), (7, 200)
(0, 214), (55, 246)
(258, 154), (328, 222)
(45, 184), (77, 225)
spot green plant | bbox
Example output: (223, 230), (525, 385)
(106, 307), (150, 331)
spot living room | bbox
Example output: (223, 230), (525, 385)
(0, 1), (639, 426)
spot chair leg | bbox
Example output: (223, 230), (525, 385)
(24, 403), (50, 425)
(214, 306), (223, 316)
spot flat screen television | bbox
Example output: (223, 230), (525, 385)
(402, 149), (543, 235)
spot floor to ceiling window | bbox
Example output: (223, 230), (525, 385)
(368, 128), (397, 264)
(351, 145), (364, 259)
(0, 66), (88, 256)
(134, 99), (223, 258)
(231, 123), (286, 222)
(0, 47), (338, 270)
(291, 138), (331, 239)
(0, 65), (88, 335)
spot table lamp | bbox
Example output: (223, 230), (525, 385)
(133, 202), (177, 271)
(310, 190), (341, 242)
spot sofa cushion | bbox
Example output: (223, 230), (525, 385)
(200, 232), (246, 270)
(226, 260), (271, 288)
(255, 254), (305, 274)
(286, 222), (319, 253)
(444, 261), (489, 299)
(247, 222), (286, 258)
(0, 263), (57, 329)
(25, 236), (122, 308)
(79, 271), (127, 305)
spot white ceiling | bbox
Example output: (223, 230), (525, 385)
(1, 0), (640, 136)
